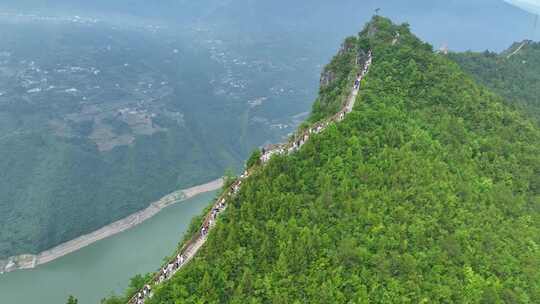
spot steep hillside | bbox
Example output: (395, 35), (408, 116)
(0, 23), (287, 259)
(104, 17), (540, 304)
(450, 41), (540, 124)
(1, 0), (537, 262)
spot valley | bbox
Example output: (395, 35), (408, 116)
(0, 2), (538, 303)
(0, 178), (222, 273)
(0, 191), (218, 304)
(0, 14), (323, 261)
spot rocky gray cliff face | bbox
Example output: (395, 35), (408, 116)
(320, 47), (369, 90)
(339, 39), (356, 55)
(356, 48), (370, 66)
(319, 69), (337, 89)
(320, 38), (359, 89)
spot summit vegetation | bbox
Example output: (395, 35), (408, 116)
(450, 41), (540, 124)
(103, 17), (540, 304)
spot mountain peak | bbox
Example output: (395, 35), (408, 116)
(112, 17), (540, 304)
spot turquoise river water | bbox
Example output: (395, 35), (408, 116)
(0, 191), (217, 304)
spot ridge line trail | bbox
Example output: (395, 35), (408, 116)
(128, 50), (372, 304)
(507, 41), (528, 59)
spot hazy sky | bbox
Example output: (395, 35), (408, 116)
(0, 0), (537, 51)
(506, 0), (540, 14)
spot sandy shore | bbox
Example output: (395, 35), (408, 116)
(0, 178), (223, 273)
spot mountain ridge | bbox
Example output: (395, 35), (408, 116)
(450, 40), (540, 125)
(101, 16), (540, 304)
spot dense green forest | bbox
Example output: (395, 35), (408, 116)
(0, 19), (319, 259)
(102, 17), (540, 303)
(3, 0), (537, 263)
(450, 41), (540, 124)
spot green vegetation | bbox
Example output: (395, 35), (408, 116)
(99, 16), (540, 303)
(0, 20), (316, 259)
(450, 41), (540, 124)
(246, 150), (262, 169)
(114, 17), (539, 303)
(309, 36), (359, 122)
(99, 273), (156, 304)
(66, 295), (78, 304)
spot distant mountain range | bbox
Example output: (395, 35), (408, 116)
(1, 0), (538, 261)
(505, 0), (540, 14)
(1, 0), (538, 51)
(451, 40), (540, 124)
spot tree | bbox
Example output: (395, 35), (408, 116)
(223, 167), (237, 188)
(108, 16), (540, 304)
(66, 295), (78, 304)
(246, 149), (262, 169)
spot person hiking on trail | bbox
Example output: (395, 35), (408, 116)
(179, 254), (185, 264)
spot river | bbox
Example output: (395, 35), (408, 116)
(0, 190), (217, 304)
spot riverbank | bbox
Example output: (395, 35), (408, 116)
(0, 178), (223, 273)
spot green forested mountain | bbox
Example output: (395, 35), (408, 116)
(2, 0), (537, 262)
(0, 16), (319, 259)
(450, 41), (540, 124)
(104, 17), (540, 303)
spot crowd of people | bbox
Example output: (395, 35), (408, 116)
(259, 50), (372, 165)
(157, 252), (187, 284)
(134, 285), (151, 304)
(128, 171), (250, 304)
(128, 50), (372, 304)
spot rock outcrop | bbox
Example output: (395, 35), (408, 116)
(319, 69), (337, 89)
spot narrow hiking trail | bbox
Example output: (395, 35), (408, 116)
(128, 50), (372, 304)
(507, 41), (528, 59)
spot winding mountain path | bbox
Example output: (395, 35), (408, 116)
(128, 50), (372, 304)
(507, 40), (528, 59)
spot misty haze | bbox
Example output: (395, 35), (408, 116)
(0, 1), (538, 304)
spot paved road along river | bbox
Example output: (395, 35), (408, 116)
(0, 191), (217, 304)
